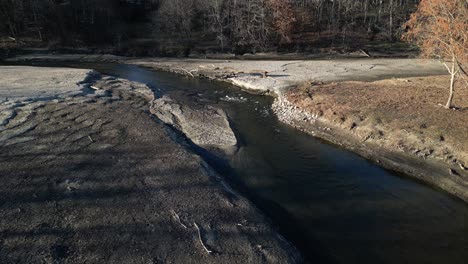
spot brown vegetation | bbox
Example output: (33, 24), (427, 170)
(287, 76), (468, 168)
(402, 0), (468, 108)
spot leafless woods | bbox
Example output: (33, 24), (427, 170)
(1, 0), (421, 55)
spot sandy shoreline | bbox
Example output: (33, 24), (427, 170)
(127, 57), (446, 95)
(0, 66), (301, 263)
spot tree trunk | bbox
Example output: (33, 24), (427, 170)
(445, 59), (456, 109)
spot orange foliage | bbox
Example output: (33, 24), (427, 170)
(402, 0), (467, 65)
(267, 0), (296, 44)
(402, 0), (467, 108)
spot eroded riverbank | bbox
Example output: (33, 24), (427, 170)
(273, 77), (468, 202)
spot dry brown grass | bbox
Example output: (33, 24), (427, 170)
(287, 75), (468, 166)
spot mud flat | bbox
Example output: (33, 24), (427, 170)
(0, 66), (93, 102)
(0, 66), (300, 263)
(4, 55), (446, 94)
(127, 57), (446, 94)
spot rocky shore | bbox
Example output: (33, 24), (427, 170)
(127, 57), (446, 95)
(0, 66), (301, 263)
(150, 95), (238, 152)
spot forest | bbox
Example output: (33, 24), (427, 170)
(1, 0), (421, 56)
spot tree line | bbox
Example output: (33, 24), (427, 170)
(155, 0), (421, 54)
(0, 0), (466, 107)
(0, 0), (158, 49)
(0, 0), (422, 55)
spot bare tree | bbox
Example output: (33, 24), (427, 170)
(0, 0), (425, 55)
(267, 0), (296, 44)
(403, 0), (468, 109)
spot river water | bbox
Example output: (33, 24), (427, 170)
(10, 62), (468, 263)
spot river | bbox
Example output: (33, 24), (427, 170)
(9, 62), (468, 264)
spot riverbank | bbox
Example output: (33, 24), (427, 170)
(5, 54), (465, 202)
(0, 66), (300, 263)
(273, 77), (468, 202)
(122, 58), (468, 202)
(126, 58), (446, 94)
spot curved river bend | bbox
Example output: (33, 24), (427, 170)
(15, 62), (468, 264)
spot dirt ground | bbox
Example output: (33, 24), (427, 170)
(279, 75), (468, 201)
(0, 66), (92, 101)
(128, 58), (447, 94)
(0, 69), (299, 263)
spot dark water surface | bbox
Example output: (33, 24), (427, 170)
(9, 62), (468, 263)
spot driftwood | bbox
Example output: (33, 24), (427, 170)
(169, 209), (187, 229)
(449, 168), (460, 176)
(248, 70), (268, 78)
(359, 49), (371, 57)
(198, 64), (217, 69)
(194, 222), (212, 254)
(176, 68), (198, 77)
(459, 163), (467, 171)
(180, 66), (268, 79)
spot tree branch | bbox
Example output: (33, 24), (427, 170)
(194, 223), (212, 255)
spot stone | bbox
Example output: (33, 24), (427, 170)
(150, 95), (237, 149)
